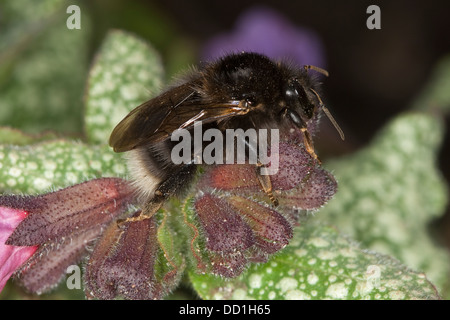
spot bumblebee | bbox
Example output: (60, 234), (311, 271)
(109, 52), (344, 220)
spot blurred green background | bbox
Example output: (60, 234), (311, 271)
(1, 0), (450, 299)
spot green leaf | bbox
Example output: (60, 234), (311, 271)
(0, 0), (91, 134)
(84, 30), (164, 144)
(153, 206), (187, 294)
(0, 139), (126, 194)
(190, 223), (440, 300)
(0, 127), (58, 146)
(0, 0), (65, 54)
(318, 112), (450, 293)
(412, 55), (450, 113)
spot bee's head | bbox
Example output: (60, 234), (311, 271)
(201, 52), (343, 138)
(282, 70), (345, 142)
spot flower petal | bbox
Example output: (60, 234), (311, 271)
(227, 196), (293, 254)
(0, 207), (37, 292)
(15, 226), (103, 294)
(208, 251), (248, 278)
(1, 178), (138, 294)
(85, 213), (161, 300)
(194, 194), (254, 253)
(279, 167), (338, 211)
(5, 178), (136, 246)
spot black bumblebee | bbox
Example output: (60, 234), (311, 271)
(109, 52), (344, 221)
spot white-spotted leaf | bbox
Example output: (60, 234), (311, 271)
(412, 55), (450, 113)
(318, 112), (450, 295)
(0, 140), (126, 194)
(84, 30), (164, 144)
(0, 0), (91, 134)
(189, 223), (440, 300)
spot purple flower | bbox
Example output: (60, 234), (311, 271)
(191, 128), (337, 277)
(201, 5), (326, 68)
(0, 178), (185, 299)
(0, 178), (136, 294)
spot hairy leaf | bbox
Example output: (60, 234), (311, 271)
(319, 112), (450, 294)
(0, 0), (91, 134)
(0, 140), (126, 193)
(190, 223), (441, 300)
(84, 30), (164, 144)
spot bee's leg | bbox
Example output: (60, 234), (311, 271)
(256, 163), (279, 206)
(153, 163), (197, 200)
(117, 198), (164, 225)
(241, 135), (279, 206)
(299, 127), (320, 164)
(283, 108), (321, 164)
(118, 164), (196, 226)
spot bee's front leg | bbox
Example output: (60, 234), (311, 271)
(240, 134), (280, 206)
(283, 107), (321, 164)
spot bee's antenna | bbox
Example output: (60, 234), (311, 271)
(309, 88), (345, 141)
(304, 65), (329, 77)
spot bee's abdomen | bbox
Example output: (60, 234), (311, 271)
(125, 140), (175, 199)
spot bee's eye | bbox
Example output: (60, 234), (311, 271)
(244, 96), (256, 107)
(285, 87), (297, 100)
(285, 79), (299, 101)
(286, 80), (315, 119)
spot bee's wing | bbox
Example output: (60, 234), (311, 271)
(109, 82), (247, 152)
